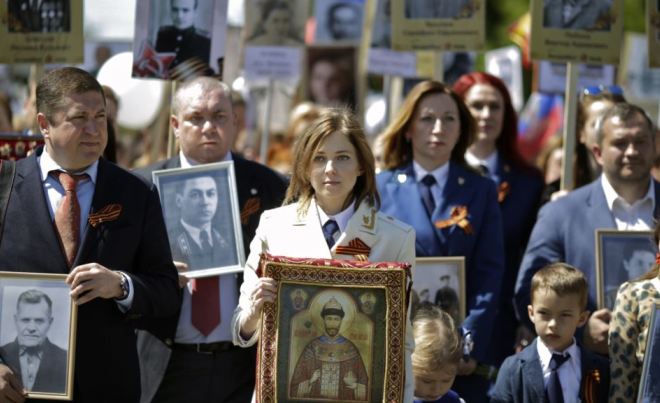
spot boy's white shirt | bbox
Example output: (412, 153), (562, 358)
(536, 337), (582, 403)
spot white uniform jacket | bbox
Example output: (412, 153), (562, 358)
(231, 199), (416, 402)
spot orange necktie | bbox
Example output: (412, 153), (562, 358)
(53, 171), (87, 267)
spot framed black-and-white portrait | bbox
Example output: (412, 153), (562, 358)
(595, 229), (657, 310)
(153, 161), (245, 278)
(637, 303), (660, 402)
(412, 257), (466, 324)
(314, 0), (365, 44)
(0, 272), (77, 400)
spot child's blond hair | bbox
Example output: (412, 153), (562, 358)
(530, 262), (588, 310)
(411, 306), (463, 375)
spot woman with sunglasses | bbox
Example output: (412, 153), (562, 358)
(452, 72), (544, 367)
(376, 80), (505, 403)
(232, 108), (416, 401)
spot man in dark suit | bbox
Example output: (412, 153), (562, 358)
(0, 67), (180, 403)
(516, 103), (658, 356)
(155, 0), (211, 71)
(0, 290), (67, 394)
(135, 76), (287, 403)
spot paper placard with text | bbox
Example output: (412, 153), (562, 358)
(390, 0), (485, 51)
(0, 0), (83, 64)
(530, 0), (623, 65)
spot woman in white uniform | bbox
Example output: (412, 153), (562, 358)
(231, 108), (416, 401)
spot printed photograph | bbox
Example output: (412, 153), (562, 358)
(245, 0), (306, 47)
(153, 162), (245, 278)
(412, 257), (466, 325)
(0, 272), (77, 400)
(314, 0), (365, 44)
(595, 229), (656, 310)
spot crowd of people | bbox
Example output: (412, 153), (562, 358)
(0, 59), (658, 403)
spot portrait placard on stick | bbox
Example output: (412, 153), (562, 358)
(390, 0), (485, 51)
(594, 229), (656, 311)
(530, 0), (623, 64)
(0, 272), (77, 400)
(132, 0), (228, 80)
(413, 257), (466, 324)
(648, 0), (660, 68)
(0, 0), (83, 64)
(256, 254), (410, 403)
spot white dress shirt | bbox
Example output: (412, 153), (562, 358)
(465, 150), (499, 181)
(175, 151), (239, 343)
(317, 202), (355, 234)
(601, 175), (655, 230)
(537, 338), (582, 403)
(412, 160), (450, 210)
(38, 148), (134, 310)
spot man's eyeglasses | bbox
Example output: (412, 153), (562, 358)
(581, 85), (624, 96)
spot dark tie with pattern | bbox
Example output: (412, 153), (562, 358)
(191, 231), (220, 336)
(419, 174), (436, 217)
(52, 171), (87, 267)
(547, 353), (570, 403)
(323, 219), (339, 249)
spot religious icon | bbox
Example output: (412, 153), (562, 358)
(256, 254), (409, 402)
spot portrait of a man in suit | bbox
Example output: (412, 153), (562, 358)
(7, 0), (71, 33)
(289, 297), (369, 401)
(0, 289), (67, 394)
(602, 236), (656, 310)
(325, 1), (363, 41)
(155, 0), (211, 71)
(543, 0), (613, 31)
(405, 0), (472, 19)
(169, 174), (237, 271)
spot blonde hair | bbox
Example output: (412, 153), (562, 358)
(283, 108), (379, 213)
(530, 263), (588, 310)
(412, 306), (463, 375)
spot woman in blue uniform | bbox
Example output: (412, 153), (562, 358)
(376, 80), (504, 403)
(453, 72), (544, 367)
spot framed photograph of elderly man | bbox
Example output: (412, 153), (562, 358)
(0, 272), (77, 400)
(637, 304), (660, 402)
(595, 229), (657, 311)
(413, 257), (466, 325)
(256, 254), (410, 403)
(152, 161), (245, 278)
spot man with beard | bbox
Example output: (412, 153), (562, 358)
(516, 103), (660, 355)
(290, 297), (369, 401)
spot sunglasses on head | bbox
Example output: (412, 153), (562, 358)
(581, 85), (624, 96)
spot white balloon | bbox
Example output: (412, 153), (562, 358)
(96, 52), (166, 130)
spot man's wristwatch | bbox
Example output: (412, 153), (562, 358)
(116, 272), (130, 300)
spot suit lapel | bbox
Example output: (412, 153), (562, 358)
(293, 200), (333, 259)
(334, 202), (377, 260)
(432, 164), (475, 246)
(585, 180), (616, 230)
(521, 340), (546, 401)
(76, 159), (117, 266)
(14, 153), (68, 271)
(385, 163), (442, 255)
